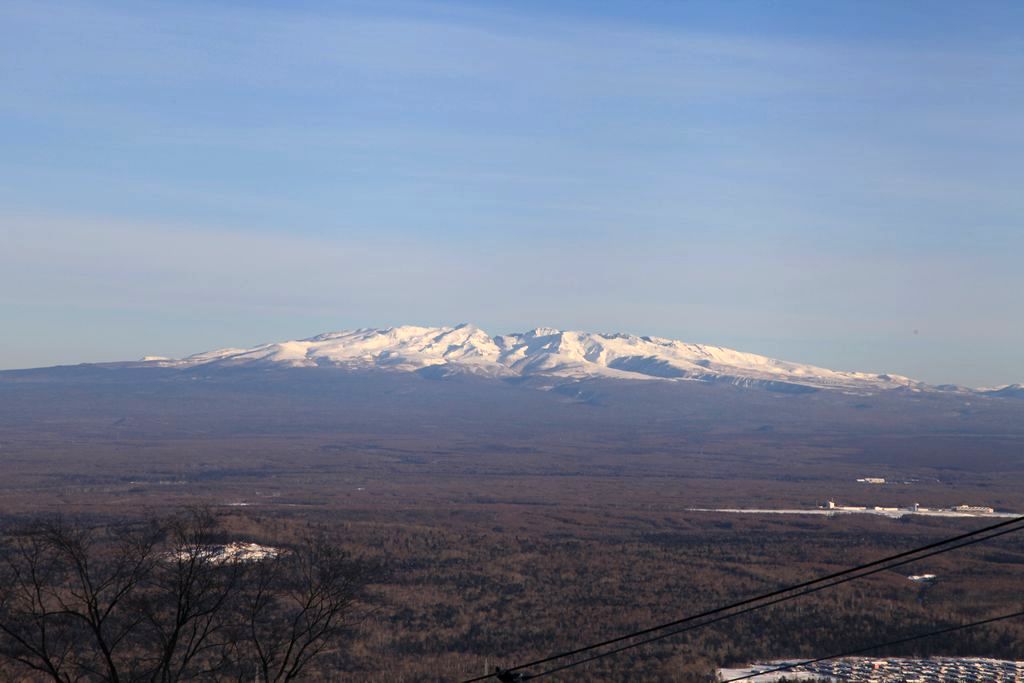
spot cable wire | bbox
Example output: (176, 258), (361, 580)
(462, 514), (1024, 682)
(719, 607), (1024, 682)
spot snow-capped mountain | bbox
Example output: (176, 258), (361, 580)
(978, 384), (1024, 399)
(146, 324), (929, 393)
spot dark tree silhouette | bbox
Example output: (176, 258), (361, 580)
(231, 530), (369, 682)
(0, 512), (370, 682)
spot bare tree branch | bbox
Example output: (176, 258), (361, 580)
(0, 513), (372, 683)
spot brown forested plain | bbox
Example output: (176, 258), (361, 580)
(0, 368), (1022, 681)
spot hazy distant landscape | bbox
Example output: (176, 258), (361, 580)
(2, 330), (1022, 680)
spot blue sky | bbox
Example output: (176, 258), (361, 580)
(1, 0), (1022, 386)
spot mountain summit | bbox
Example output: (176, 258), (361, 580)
(143, 324), (927, 393)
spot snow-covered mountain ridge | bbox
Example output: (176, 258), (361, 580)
(146, 324), (937, 393)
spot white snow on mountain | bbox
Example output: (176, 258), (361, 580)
(153, 324), (930, 392)
(978, 383), (1024, 398)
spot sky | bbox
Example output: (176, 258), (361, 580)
(1, 0), (1022, 386)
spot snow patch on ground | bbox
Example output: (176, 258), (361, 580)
(170, 541), (281, 564)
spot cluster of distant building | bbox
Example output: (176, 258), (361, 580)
(823, 500), (995, 515)
(689, 496), (1013, 520)
(720, 656), (1024, 682)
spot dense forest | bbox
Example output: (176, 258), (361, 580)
(3, 507), (1020, 682)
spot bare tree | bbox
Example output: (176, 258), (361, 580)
(131, 509), (245, 682)
(232, 530), (369, 682)
(0, 517), (159, 682)
(0, 513), (371, 683)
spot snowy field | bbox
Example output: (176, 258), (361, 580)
(719, 657), (1024, 682)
